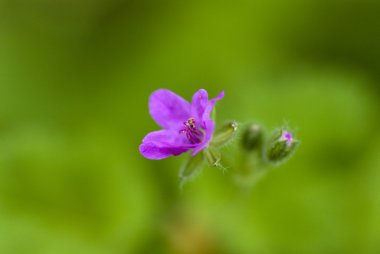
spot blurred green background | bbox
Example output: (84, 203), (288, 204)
(1, 0), (380, 253)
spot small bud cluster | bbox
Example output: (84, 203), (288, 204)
(241, 124), (298, 164)
(228, 124), (299, 187)
(180, 121), (299, 187)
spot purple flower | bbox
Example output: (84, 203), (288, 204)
(139, 89), (224, 160)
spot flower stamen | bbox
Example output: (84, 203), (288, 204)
(180, 117), (204, 144)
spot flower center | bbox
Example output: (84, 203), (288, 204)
(180, 117), (204, 144)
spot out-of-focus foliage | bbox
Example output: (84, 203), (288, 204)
(0, 0), (379, 253)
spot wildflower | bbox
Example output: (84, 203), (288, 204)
(139, 89), (224, 160)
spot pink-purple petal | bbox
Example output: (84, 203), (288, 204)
(191, 119), (215, 156)
(191, 91), (224, 155)
(139, 143), (189, 160)
(202, 90), (225, 123)
(139, 129), (195, 159)
(190, 89), (208, 124)
(149, 89), (191, 130)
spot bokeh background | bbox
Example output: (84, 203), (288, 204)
(1, 0), (380, 253)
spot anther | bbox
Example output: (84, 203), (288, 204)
(180, 117), (203, 144)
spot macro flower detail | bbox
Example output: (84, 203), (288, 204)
(139, 89), (224, 160)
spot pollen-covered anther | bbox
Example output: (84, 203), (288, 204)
(185, 117), (196, 129)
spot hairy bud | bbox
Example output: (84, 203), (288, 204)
(267, 130), (298, 164)
(241, 123), (264, 151)
(211, 121), (238, 148)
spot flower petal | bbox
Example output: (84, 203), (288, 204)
(139, 130), (195, 160)
(190, 91), (224, 155)
(190, 89), (208, 124)
(149, 89), (191, 130)
(202, 90), (225, 123)
(191, 119), (215, 156)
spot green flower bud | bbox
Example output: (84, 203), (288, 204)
(267, 130), (298, 164)
(211, 121), (238, 148)
(241, 124), (263, 151)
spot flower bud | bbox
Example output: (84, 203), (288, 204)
(241, 124), (263, 151)
(211, 121), (238, 148)
(267, 130), (298, 163)
(203, 146), (221, 167)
